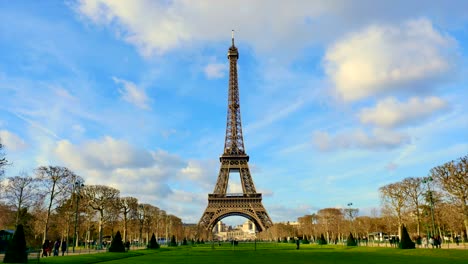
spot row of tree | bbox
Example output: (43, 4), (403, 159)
(0, 143), (189, 250)
(0, 167), (187, 248)
(259, 156), (467, 243)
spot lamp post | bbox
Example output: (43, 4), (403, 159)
(422, 176), (436, 237)
(73, 181), (84, 253)
(347, 202), (354, 236)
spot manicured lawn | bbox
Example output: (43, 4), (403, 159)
(37, 250), (152, 263)
(38, 243), (468, 264)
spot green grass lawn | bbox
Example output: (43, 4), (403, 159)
(37, 243), (468, 264)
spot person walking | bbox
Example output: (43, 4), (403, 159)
(53, 240), (60, 256)
(61, 240), (67, 256)
(42, 240), (49, 257)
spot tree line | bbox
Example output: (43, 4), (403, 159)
(259, 155), (467, 244)
(0, 143), (187, 249)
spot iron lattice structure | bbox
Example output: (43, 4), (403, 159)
(198, 33), (273, 232)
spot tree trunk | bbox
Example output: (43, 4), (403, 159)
(16, 187), (24, 225)
(463, 202), (468, 241)
(123, 212), (128, 242)
(99, 209), (104, 249)
(43, 182), (56, 242)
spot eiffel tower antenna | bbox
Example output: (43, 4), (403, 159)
(198, 32), (273, 234)
(232, 29), (235, 46)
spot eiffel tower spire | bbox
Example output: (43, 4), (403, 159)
(224, 29), (245, 156)
(198, 32), (272, 234)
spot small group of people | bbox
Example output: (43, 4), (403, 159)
(42, 239), (67, 257)
(389, 236), (400, 247)
(428, 236), (442, 248)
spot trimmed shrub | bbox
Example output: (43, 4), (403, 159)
(302, 237), (310, 244)
(182, 237), (188, 245)
(148, 233), (159, 249)
(399, 225), (415, 249)
(347, 232), (357, 246)
(109, 231), (125, 252)
(3, 224), (27, 263)
(318, 234), (327, 245)
(169, 235), (177, 247)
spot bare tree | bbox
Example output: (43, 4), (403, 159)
(379, 182), (406, 238)
(317, 208), (343, 243)
(430, 155), (468, 239)
(118, 197), (138, 242)
(144, 205), (159, 243)
(298, 214), (317, 240)
(82, 185), (120, 249)
(36, 166), (77, 242)
(401, 177), (425, 236)
(343, 205), (359, 236)
(136, 203), (146, 244)
(2, 173), (42, 225)
(0, 140), (9, 178)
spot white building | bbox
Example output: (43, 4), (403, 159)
(214, 220), (257, 241)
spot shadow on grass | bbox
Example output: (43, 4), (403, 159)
(37, 249), (157, 264)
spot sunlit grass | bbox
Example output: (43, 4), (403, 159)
(37, 243), (468, 264)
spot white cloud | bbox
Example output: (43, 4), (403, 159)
(325, 19), (457, 101)
(313, 128), (410, 151)
(203, 63), (227, 79)
(55, 136), (154, 170)
(74, 1), (467, 59)
(359, 96), (448, 128)
(74, 0), (318, 56)
(0, 130), (28, 151)
(112, 77), (151, 110)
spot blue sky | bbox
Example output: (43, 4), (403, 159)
(1, 1), (467, 225)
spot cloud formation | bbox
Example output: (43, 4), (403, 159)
(325, 19), (457, 101)
(313, 129), (410, 151)
(204, 63), (227, 79)
(55, 136), (155, 170)
(359, 96), (448, 128)
(0, 130), (28, 151)
(53, 137), (217, 202)
(113, 77), (151, 110)
(74, 0), (317, 56)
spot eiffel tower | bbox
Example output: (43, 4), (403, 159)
(198, 31), (273, 232)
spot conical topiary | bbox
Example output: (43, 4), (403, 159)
(3, 224), (28, 263)
(170, 235), (177, 247)
(182, 237), (188, 245)
(108, 231), (125, 252)
(347, 232), (357, 246)
(148, 233), (159, 249)
(398, 225), (415, 249)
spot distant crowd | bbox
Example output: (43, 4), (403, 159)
(41, 239), (66, 257)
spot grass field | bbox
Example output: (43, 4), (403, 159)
(38, 243), (468, 264)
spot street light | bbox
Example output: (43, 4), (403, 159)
(346, 203), (354, 233)
(73, 180), (84, 253)
(422, 176), (436, 238)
